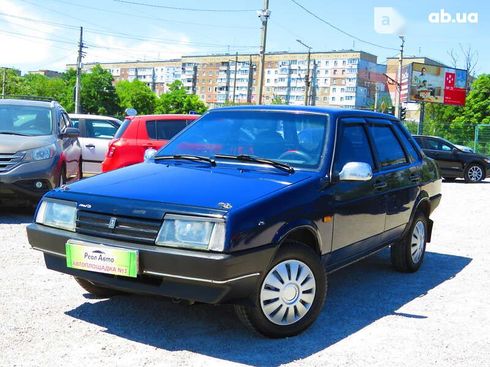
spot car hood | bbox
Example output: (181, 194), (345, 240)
(62, 161), (315, 211)
(0, 134), (54, 153)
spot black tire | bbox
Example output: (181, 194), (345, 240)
(391, 212), (428, 273)
(74, 277), (123, 298)
(464, 163), (485, 183)
(235, 241), (327, 338)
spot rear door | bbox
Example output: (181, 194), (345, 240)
(79, 119), (119, 175)
(60, 111), (81, 179)
(138, 119), (189, 159)
(423, 137), (463, 176)
(367, 120), (418, 241)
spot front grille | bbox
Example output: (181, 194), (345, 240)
(76, 211), (161, 244)
(0, 153), (24, 172)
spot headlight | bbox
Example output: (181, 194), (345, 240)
(155, 214), (226, 251)
(35, 199), (77, 232)
(484, 158), (490, 164)
(22, 144), (56, 161)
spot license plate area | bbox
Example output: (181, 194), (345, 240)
(65, 239), (139, 278)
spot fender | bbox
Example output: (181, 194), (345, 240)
(402, 191), (433, 242)
(273, 219), (325, 254)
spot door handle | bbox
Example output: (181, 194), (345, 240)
(410, 174), (421, 183)
(373, 181), (387, 190)
(85, 144), (95, 149)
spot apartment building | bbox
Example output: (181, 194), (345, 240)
(68, 50), (388, 109)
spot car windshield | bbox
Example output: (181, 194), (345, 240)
(157, 110), (329, 170)
(0, 105), (52, 136)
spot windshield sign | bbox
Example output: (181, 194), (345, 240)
(158, 110), (329, 170)
(0, 105), (53, 136)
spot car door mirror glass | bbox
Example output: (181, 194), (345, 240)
(62, 127), (80, 138)
(339, 162), (373, 182)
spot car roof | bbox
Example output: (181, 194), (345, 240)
(0, 98), (58, 108)
(210, 105), (399, 120)
(133, 114), (200, 119)
(69, 113), (121, 121)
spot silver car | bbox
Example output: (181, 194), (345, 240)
(69, 114), (121, 176)
(0, 98), (81, 204)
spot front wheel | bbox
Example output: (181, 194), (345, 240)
(391, 213), (428, 273)
(464, 163), (485, 183)
(235, 242), (327, 338)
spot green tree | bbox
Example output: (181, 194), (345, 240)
(452, 74), (490, 145)
(271, 95), (284, 105)
(422, 103), (462, 140)
(80, 64), (119, 115)
(156, 80), (207, 114)
(115, 79), (156, 115)
(1, 68), (26, 96)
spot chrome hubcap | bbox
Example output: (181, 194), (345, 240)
(468, 166), (483, 181)
(260, 259), (316, 326)
(411, 221), (426, 263)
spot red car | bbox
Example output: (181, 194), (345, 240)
(101, 114), (199, 172)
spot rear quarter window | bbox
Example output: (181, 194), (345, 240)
(146, 120), (188, 140)
(393, 125), (421, 162)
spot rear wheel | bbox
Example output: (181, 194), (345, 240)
(391, 212), (428, 273)
(464, 163), (484, 183)
(74, 277), (123, 298)
(235, 241), (327, 338)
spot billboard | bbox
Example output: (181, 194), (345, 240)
(408, 62), (467, 106)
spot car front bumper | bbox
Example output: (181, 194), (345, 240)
(26, 223), (276, 304)
(0, 158), (59, 200)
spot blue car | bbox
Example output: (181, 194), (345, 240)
(27, 105), (441, 337)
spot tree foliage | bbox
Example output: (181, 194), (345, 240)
(79, 65), (119, 115)
(155, 80), (207, 114)
(115, 79), (156, 115)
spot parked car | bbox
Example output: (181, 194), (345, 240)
(0, 98), (81, 205)
(69, 114), (121, 176)
(27, 106), (441, 338)
(413, 135), (490, 182)
(101, 114), (199, 172)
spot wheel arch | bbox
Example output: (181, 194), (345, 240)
(273, 221), (324, 256)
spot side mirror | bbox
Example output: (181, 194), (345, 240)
(62, 127), (80, 138)
(144, 148), (157, 161)
(339, 162), (373, 182)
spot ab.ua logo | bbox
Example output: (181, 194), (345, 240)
(428, 9), (478, 24)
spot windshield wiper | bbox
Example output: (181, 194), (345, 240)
(0, 131), (28, 136)
(154, 154), (216, 166)
(215, 154), (294, 173)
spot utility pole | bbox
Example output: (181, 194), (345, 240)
(374, 84), (379, 111)
(232, 52), (238, 104)
(75, 26), (86, 114)
(256, 0), (270, 105)
(297, 39), (312, 106)
(1, 68), (6, 98)
(395, 35), (405, 118)
(418, 101), (425, 134)
(247, 55), (254, 103)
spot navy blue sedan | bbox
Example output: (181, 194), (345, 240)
(27, 105), (441, 337)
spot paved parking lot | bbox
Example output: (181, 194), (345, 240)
(1, 180), (489, 367)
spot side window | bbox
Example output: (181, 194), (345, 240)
(370, 125), (408, 168)
(334, 124), (374, 172)
(58, 112), (67, 132)
(393, 125), (420, 162)
(146, 120), (187, 140)
(87, 120), (118, 139)
(426, 138), (452, 151)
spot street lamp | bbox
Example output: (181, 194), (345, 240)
(296, 39), (312, 106)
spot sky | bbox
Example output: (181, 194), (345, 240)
(0, 0), (488, 74)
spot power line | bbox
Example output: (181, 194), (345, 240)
(0, 12), (257, 49)
(114, 0), (256, 13)
(289, 0), (398, 51)
(53, 0), (255, 29)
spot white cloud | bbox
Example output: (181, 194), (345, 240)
(0, 0), (58, 70)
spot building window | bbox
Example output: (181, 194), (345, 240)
(341, 88), (345, 93)
(342, 60), (346, 65)
(331, 96), (336, 102)
(333, 70), (338, 75)
(332, 87), (337, 93)
(342, 70), (346, 75)
(334, 61), (338, 66)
